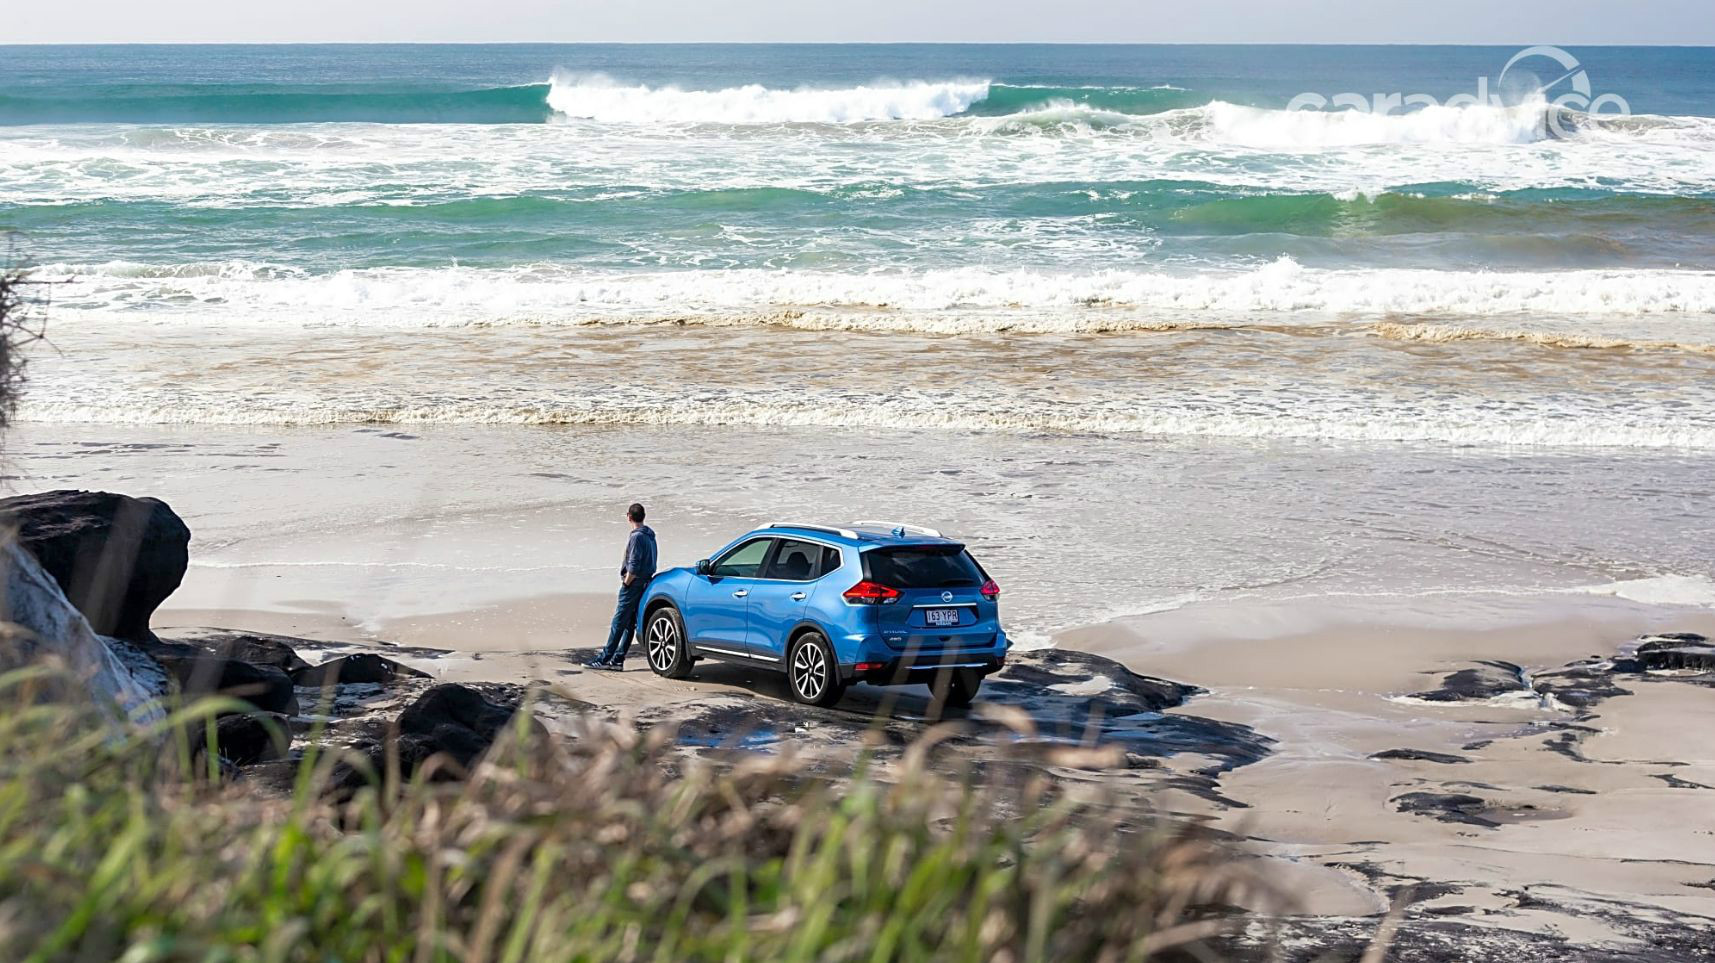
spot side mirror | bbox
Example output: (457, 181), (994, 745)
(696, 559), (712, 576)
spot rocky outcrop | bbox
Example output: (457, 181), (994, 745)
(0, 540), (167, 724)
(1409, 661), (1529, 702)
(213, 712), (290, 765)
(1371, 748), (1469, 764)
(292, 653), (428, 688)
(179, 631), (311, 674)
(144, 643), (300, 716)
(328, 684), (540, 793)
(1392, 791), (1498, 828)
(0, 490), (190, 643)
(1631, 633), (1715, 671)
(396, 684), (536, 770)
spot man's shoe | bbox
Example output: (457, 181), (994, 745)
(585, 658), (612, 669)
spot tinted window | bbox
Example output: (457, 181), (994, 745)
(820, 546), (843, 576)
(712, 538), (773, 578)
(863, 547), (983, 588)
(765, 539), (824, 581)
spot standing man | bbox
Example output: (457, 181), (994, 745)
(589, 502), (657, 670)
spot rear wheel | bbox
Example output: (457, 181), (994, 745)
(644, 605), (693, 679)
(787, 631), (845, 707)
(928, 668), (981, 715)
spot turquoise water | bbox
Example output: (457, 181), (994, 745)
(4, 45), (1715, 447)
(5, 45), (1715, 278)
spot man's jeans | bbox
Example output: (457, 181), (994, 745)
(596, 581), (648, 663)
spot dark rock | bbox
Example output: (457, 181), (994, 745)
(1392, 791), (1498, 828)
(988, 647), (1199, 713)
(1635, 644), (1715, 672)
(0, 490), (190, 643)
(185, 632), (311, 673)
(1636, 632), (1710, 651)
(1409, 660), (1526, 702)
(398, 683), (519, 742)
(292, 653), (429, 688)
(396, 724), (494, 774)
(144, 645), (298, 715)
(1531, 660), (1632, 708)
(331, 684), (539, 792)
(1536, 784), (1597, 795)
(1371, 748), (1470, 765)
(213, 712), (289, 765)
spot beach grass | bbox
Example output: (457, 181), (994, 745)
(0, 667), (1273, 962)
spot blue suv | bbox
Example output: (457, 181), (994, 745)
(636, 522), (1009, 707)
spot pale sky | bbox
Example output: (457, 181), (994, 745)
(8, 0), (1713, 45)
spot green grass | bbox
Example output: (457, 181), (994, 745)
(0, 668), (1268, 962)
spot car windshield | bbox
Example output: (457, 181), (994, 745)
(862, 546), (982, 588)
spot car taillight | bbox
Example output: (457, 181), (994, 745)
(843, 581), (901, 605)
(980, 579), (1000, 600)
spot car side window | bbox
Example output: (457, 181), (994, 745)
(820, 546), (843, 577)
(711, 538), (773, 578)
(764, 539), (824, 582)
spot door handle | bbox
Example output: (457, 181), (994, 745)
(733, 589), (749, 598)
(791, 592), (806, 601)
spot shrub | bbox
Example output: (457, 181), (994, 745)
(0, 673), (1275, 962)
(0, 257), (42, 427)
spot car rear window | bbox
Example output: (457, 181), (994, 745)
(863, 546), (983, 589)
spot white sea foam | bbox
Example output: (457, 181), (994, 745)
(40, 258), (1715, 330)
(1575, 575), (1715, 608)
(25, 392), (1715, 450)
(8, 103), (1715, 206)
(1199, 99), (1565, 147)
(545, 74), (993, 124)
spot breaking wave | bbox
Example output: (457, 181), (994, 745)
(10, 72), (1707, 149)
(544, 74), (992, 123)
(41, 258), (1715, 329)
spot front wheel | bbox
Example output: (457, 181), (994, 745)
(644, 605), (693, 679)
(787, 632), (846, 707)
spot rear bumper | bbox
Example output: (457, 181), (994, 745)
(840, 651), (1006, 685)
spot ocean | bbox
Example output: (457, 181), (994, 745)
(4, 44), (1715, 448)
(3, 42), (1714, 641)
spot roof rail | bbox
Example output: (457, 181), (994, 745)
(766, 522), (859, 539)
(851, 520), (945, 538)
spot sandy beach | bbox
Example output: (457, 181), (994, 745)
(10, 419), (1715, 955)
(10, 40), (1715, 956)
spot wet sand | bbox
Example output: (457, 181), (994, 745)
(1062, 594), (1715, 944)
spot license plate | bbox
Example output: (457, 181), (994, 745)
(924, 608), (961, 627)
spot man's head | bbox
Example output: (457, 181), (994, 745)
(627, 502), (646, 527)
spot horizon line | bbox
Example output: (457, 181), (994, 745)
(4, 39), (1714, 47)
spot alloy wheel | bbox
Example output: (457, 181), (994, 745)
(792, 640), (827, 701)
(646, 613), (677, 672)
